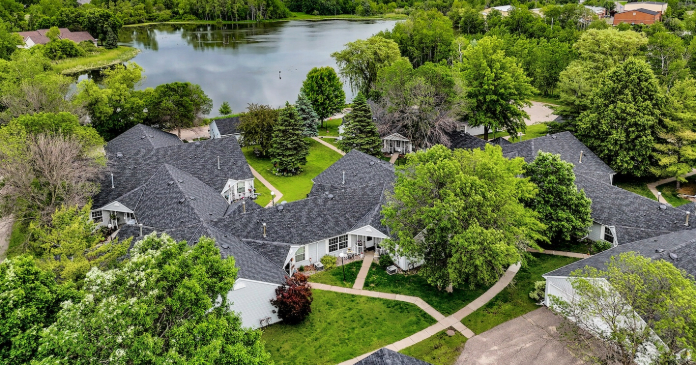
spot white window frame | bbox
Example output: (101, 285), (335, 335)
(295, 246), (305, 262)
(237, 182), (246, 194)
(329, 235), (348, 252)
(91, 210), (103, 221)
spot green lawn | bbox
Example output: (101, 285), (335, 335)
(318, 118), (342, 137)
(655, 175), (696, 207)
(461, 253), (579, 335)
(538, 240), (592, 255)
(261, 290), (435, 365)
(6, 221), (28, 259)
(400, 330), (467, 365)
(528, 95), (560, 105)
(486, 123), (549, 143)
(52, 46), (140, 75)
(252, 177), (272, 207)
(363, 263), (491, 316)
(615, 180), (657, 201)
(242, 139), (342, 203)
(308, 261), (363, 287)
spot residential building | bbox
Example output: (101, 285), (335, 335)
(623, 1), (668, 13)
(585, 5), (607, 17)
(481, 5), (515, 16)
(16, 28), (97, 48)
(613, 8), (662, 25)
(209, 116), (242, 140)
(381, 132), (413, 154)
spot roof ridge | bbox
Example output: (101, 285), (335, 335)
(206, 224), (289, 274)
(578, 173), (689, 213)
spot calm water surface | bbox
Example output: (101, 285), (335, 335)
(93, 21), (396, 116)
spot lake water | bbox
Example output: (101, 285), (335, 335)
(87, 20), (396, 117)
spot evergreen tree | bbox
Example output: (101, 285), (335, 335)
(105, 27), (118, 49)
(269, 102), (309, 176)
(338, 93), (382, 157)
(295, 92), (319, 137)
(218, 101), (232, 115)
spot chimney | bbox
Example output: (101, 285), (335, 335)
(579, 151), (583, 164)
(111, 173), (115, 188)
(242, 200), (246, 213)
(686, 211), (691, 226)
(217, 156), (220, 170)
(139, 223), (143, 236)
(342, 171), (345, 185)
(263, 222), (267, 238)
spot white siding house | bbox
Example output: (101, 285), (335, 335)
(381, 133), (413, 154)
(227, 279), (282, 328)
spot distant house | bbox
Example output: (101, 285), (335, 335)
(209, 116), (241, 140)
(584, 5), (607, 17)
(623, 1), (668, 13)
(481, 5), (515, 16)
(16, 28), (97, 49)
(613, 8), (662, 25)
(381, 132), (413, 155)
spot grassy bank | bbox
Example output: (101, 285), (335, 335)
(308, 260), (363, 287)
(401, 330), (468, 365)
(52, 46), (140, 75)
(261, 289), (435, 365)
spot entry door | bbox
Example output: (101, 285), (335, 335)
(365, 236), (374, 248)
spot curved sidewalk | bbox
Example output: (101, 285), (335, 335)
(248, 166), (283, 208)
(646, 169), (696, 206)
(526, 248), (590, 259)
(312, 136), (345, 156)
(312, 262), (522, 365)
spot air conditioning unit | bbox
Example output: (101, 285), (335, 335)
(386, 265), (397, 275)
(315, 262), (325, 271)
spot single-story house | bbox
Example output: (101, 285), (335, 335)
(93, 124), (255, 229)
(613, 8), (662, 25)
(381, 132), (413, 154)
(543, 229), (695, 364)
(481, 5), (515, 16)
(16, 28), (97, 49)
(585, 5), (607, 17)
(623, 1), (667, 13)
(209, 116), (241, 140)
(356, 348), (431, 365)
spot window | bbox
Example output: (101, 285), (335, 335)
(295, 246), (305, 263)
(329, 235), (348, 252)
(91, 210), (102, 221)
(237, 183), (246, 194)
(603, 227), (614, 243)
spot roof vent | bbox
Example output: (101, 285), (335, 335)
(116, 152), (123, 158)
(189, 196), (195, 200)
(195, 142), (201, 146)
(370, 161), (375, 166)
(659, 205), (667, 210)
(327, 194), (334, 199)
(551, 135), (557, 139)
(656, 249), (665, 253)
(178, 198), (186, 203)
(141, 136), (146, 139)
(221, 244), (229, 249)
(277, 205), (284, 211)
(178, 179), (184, 183)
(168, 181), (174, 185)
(149, 134), (154, 138)
(669, 252), (678, 261)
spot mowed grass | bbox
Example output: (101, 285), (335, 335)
(242, 138), (342, 203)
(615, 180), (657, 200)
(485, 123), (549, 143)
(363, 263), (491, 316)
(461, 253), (579, 335)
(261, 289), (435, 365)
(655, 175), (696, 207)
(52, 46), (140, 75)
(252, 177), (272, 207)
(400, 330), (468, 365)
(318, 118), (342, 137)
(308, 260), (363, 288)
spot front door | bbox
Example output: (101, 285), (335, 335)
(365, 236), (374, 248)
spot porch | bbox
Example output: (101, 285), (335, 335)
(381, 133), (413, 154)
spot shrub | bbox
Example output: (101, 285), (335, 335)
(378, 252), (394, 269)
(270, 273), (313, 324)
(320, 254), (336, 270)
(43, 40), (86, 60)
(593, 240), (612, 253)
(78, 41), (100, 54)
(529, 281), (546, 301)
(298, 265), (304, 272)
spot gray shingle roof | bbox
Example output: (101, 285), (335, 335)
(105, 124), (182, 156)
(490, 136), (512, 146)
(626, 8), (660, 15)
(356, 348), (431, 365)
(575, 174), (693, 244)
(502, 132), (615, 184)
(312, 149), (395, 188)
(446, 131), (489, 150)
(211, 184), (389, 246)
(545, 229), (696, 278)
(212, 117), (241, 136)
(94, 136), (253, 209)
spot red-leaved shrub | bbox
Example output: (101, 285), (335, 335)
(270, 273), (313, 324)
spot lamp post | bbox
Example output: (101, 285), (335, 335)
(339, 252), (346, 282)
(271, 191), (275, 206)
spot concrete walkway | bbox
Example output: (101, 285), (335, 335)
(646, 169), (696, 206)
(0, 215), (14, 262)
(314, 263), (522, 365)
(312, 136), (345, 156)
(352, 251), (374, 289)
(389, 153), (399, 164)
(248, 166), (283, 208)
(527, 248), (590, 259)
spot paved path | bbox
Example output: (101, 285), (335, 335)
(248, 166), (283, 208)
(0, 215), (14, 262)
(527, 248), (590, 259)
(389, 153), (399, 164)
(352, 251), (374, 290)
(312, 136), (345, 156)
(646, 169), (696, 206)
(315, 263), (521, 365)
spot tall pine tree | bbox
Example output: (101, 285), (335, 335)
(295, 92), (319, 137)
(269, 102), (309, 176)
(339, 93), (382, 157)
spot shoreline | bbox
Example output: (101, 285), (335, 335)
(52, 46), (141, 75)
(122, 13), (405, 28)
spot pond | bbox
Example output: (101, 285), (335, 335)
(81, 20), (396, 117)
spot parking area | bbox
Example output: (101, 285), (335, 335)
(456, 308), (586, 365)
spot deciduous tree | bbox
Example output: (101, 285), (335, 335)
(331, 35), (401, 96)
(147, 81), (213, 138)
(0, 20), (22, 60)
(238, 103), (279, 156)
(524, 152), (592, 243)
(379, 10), (454, 67)
(338, 93), (382, 157)
(576, 58), (664, 177)
(271, 273), (313, 324)
(269, 102), (309, 175)
(381, 145), (545, 289)
(301, 66), (345, 126)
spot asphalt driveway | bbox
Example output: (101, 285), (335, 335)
(456, 308), (586, 365)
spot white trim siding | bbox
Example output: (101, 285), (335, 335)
(226, 278), (281, 329)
